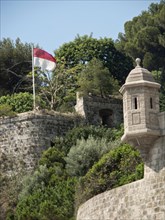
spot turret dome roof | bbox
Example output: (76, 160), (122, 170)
(126, 58), (155, 83)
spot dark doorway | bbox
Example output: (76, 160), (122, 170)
(99, 109), (113, 127)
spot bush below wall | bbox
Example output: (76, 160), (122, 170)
(75, 144), (144, 211)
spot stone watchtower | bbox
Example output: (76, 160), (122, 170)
(119, 58), (161, 157)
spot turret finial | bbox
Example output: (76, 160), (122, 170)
(135, 58), (141, 67)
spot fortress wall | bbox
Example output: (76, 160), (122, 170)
(77, 136), (165, 220)
(75, 94), (123, 127)
(0, 111), (82, 177)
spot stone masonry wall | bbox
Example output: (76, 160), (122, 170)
(75, 94), (123, 127)
(0, 110), (82, 177)
(77, 136), (165, 220)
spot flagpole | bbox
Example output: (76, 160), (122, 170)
(32, 45), (36, 110)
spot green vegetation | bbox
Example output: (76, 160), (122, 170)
(78, 58), (119, 97)
(15, 165), (76, 220)
(116, 0), (165, 70)
(0, 92), (46, 113)
(0, 38), (36, 95)
(75, 144), (144, 210)
(65, 125), (123, 177)
(52, 124), (123, 154)
(0, 104), (16, 117)
(0, 35), (132, 112)
(5, 125), (143, 219)
(55, 35), (133, 85)
(65, 136), (120, 177)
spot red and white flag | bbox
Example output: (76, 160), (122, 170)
(33, 48), (56, 71)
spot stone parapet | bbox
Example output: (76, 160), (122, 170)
(75, 93), (123, 127)
(0, 110), (83, 177)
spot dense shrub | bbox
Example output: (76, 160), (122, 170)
(39, 147), (66, 169)
(75, 144), (144, 209)
(15, 174), (76, 220)
(65, 136), (121, 177)
(0, 92), (46, 113)
(0, 104), (16, 117)
(53, 124), (123, 154)
(14, 148), (76, 220)
(65, 124), (123, 143)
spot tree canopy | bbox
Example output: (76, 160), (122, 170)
(0, 38), (35, 95)
(116, 0), (165, 71)
(77, 58), (119, 97)
(55, 35), (133, 85)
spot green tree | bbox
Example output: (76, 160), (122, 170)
(55, 34), (133, 85)
(36, 60), (80, 111)
(116, 1), (165, 71)
(0, 38), (37, 95)
(77, 58), (119, 97)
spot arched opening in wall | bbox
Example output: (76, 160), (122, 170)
(99, 109), (113, 128)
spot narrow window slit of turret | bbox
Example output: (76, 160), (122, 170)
(134, 97), (138, 109)
(150, 97), (153, 109)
